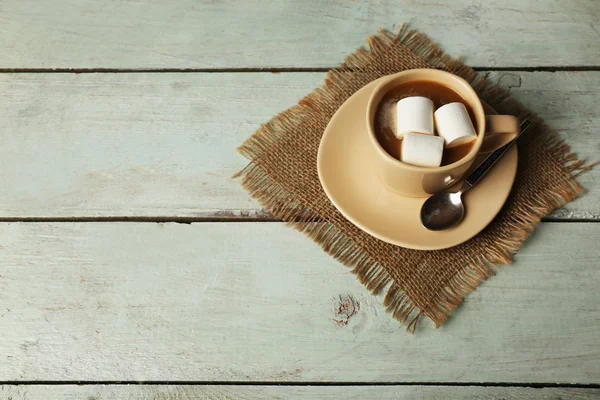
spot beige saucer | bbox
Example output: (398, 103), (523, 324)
(317, 78), (518, 250)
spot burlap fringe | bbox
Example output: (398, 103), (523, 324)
(235, 25), (594, 332)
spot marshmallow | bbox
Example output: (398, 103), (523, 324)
(395, 96), (434, 138)
(401, 132), (445, 168)
(434, 102), (477, 148)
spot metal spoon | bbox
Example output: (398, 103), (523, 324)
(420, 119), (532, 231)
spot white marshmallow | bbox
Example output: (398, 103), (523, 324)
(401, 132), (445, 168)
(395, 96), (434, 138)
(434, 102), (477, 148)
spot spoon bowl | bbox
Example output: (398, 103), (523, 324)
(420, 189), (465, 231)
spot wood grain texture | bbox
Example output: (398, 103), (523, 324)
(1, 0), (599, 69)
(0, 222), (598, 382)
(2, 385), (599, 399)
(0, 71), (597, 219)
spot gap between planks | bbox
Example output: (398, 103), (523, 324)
(0, 66), (599, 74)
(0, 381), (599, 388)
(0, 216), (597, 223)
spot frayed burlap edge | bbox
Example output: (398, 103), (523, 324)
(234, 25), (594, 332)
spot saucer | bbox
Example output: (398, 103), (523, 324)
(317, 78), (517, 250)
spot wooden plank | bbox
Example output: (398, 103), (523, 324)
(0, 222), (598, 382)
(1, 0), (598, 69)
(2, 385), (599, 399)
(486, 71), (600, 220)
(0, 71), (597, 219)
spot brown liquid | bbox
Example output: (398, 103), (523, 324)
(374, 80), (477, 166)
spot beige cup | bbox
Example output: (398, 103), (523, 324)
(366, 69), (519, 197)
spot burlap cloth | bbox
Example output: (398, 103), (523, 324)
(235, 27), (592, 332)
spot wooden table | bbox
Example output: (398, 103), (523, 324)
(1, 1), (599, 399)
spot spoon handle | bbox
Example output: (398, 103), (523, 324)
(464, 119), (532, 187)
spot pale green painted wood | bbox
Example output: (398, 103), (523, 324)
(1, 385), (599, 399)
(0, 222), (598, 382)
(1, 0), (598, 69)
(0, 71), (596, 219)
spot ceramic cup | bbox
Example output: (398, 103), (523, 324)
(366, 69), (519, 197)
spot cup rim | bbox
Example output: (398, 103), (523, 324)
(365, 69), (485, 173)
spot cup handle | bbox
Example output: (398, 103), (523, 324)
(479, 115), (520, 155)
